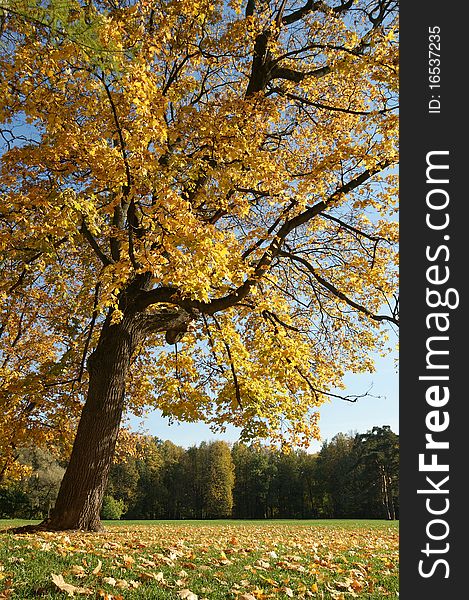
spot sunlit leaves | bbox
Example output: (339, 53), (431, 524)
(1, 0), (398, 465)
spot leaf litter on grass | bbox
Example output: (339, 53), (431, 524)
(0, 522), (398, 599)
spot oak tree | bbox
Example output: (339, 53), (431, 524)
(0, 0), (398, 530)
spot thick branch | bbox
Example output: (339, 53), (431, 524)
(101, 77), (133, 261)
(197, 165), (389, 312)
(245, 0), (255, 18)
(80, 220), (113, 266)
(282, 0), (354, 25)
(101, 78), (132, 195)
(245, 30), (272, 97)
(139, 307), (197, 344)
(282, 0), (325, 25)
(77, 283), (101, 385)
(270, 64), (331, 84)
(262, 309), (301, 333)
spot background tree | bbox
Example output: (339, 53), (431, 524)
(16, 448), (65, 518)
(1, 0), (398, 531)
(297, 450), (321, 518)
(0, 447), (64, 518)
(353, 425), (399, 519)
(125, 437), (164, 519)
(0, 487), (29, 519)
(232, 443), (277, 519)
(315, 432), (359, 517)
(106, 455), (140, 515)
(202, 441), (235, 518)
(100, 494), (126, 520)
(156, 440), (187, 519)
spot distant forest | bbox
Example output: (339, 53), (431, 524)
(0, 426), (398, 521)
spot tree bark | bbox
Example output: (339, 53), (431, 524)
(41, 316), (143, 531)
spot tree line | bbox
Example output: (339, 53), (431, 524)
(0, 426), (398, 521)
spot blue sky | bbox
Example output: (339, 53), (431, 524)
(129, 348), (398, 453)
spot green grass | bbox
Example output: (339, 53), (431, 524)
(0, 518), (399, 529)
(0, 520), (398, 599)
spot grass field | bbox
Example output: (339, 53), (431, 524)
(0, 519), (398, 599)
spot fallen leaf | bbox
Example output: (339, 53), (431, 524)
(351, 579), (364, 592)
(123, 555), (135, 568)
(178, 589), (198, 600)
(92, 560), (102, 575)
(51, 573), (91, 597)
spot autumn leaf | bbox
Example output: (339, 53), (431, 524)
(351, 578), (365, 592)
(114, 579), (130, 589)
(51, 573), (91, 597)
(92, 560), (102, 575)
(122, 555), (135, 568)
(177, 590), (198, 600)
(70, 565), (86, 578)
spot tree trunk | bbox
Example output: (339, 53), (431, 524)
(385, 473), (396, 520)
(380, 465), (394, 520)
(42, 317), (143, 531)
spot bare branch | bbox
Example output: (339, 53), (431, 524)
(212, 314), (243, 409)
(271, 87), (397, 116)
(282, 0), (354, 26)
(310, 383), (381, 403)
(320, 212), (394, 244)
(76, 283), (101, 385)
(262, 309), (301, 333)
(101, 77), (132, 195)
(6, 237), (68, 294)
(278, 250), (399, 326)
(282, 0), (326, 26)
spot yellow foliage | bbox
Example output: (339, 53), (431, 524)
(0, 0), (398, 471)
